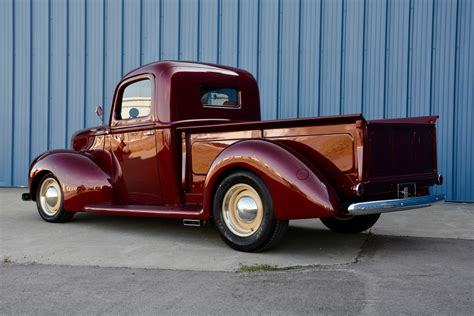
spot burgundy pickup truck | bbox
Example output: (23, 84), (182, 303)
(23, 61), (444, 252)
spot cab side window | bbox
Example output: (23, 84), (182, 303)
(200, 87), (240, 108)
(118, 79), (152, 120)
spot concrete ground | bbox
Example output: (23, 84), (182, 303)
(1, 188), (473, 314)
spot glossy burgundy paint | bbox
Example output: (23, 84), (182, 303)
(29, 150), (112, 211)
(27, 61), (441, 220)
(202, 139), (340, 220)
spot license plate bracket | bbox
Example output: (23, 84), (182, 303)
(397, 182), (416, 199)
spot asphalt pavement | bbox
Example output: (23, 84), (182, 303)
(1, 188), (473, 315)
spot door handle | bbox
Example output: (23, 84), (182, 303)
(143, 131), (154, 136)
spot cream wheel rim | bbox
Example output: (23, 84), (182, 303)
(222, 183), (264, 237)
(335, 215), (354, 221)
(39, 177), (62, 216)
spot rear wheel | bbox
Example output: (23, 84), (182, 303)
(213, 171), (288, 252)
(320, 214), (380, 234)
(36, 173), (74, 223)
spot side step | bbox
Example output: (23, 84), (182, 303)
(183, 219), (201, 227)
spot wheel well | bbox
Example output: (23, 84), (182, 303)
(30, 170), (51, 201)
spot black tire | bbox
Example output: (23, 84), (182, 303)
(36, 173), (74, 223)
(213, 171), (288, 252)
(320, 213), (380, 234)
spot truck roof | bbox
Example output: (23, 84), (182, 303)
(120, 61), (261, 124)
(123, 60), (255, 82)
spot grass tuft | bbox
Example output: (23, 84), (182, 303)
(236, 263), (279, 273)
(3, 256), (14, 264)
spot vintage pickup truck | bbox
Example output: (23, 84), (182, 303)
(23, 61), (444, 252)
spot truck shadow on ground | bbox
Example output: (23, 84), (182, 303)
(71, 212), (367, 256)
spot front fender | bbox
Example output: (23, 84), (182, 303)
(29, 150), (113, 212)
(203, 139), (340, 220)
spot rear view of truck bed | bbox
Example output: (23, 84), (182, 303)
(363, 116), (440, 196)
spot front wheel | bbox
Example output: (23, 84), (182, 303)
(320, 214), (380, 234)
(213, 171), (288, 252)
(36, 173), (74, 223)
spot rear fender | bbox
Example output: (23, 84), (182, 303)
(203, 139), (340, 220)
(29, 150), (113, 212)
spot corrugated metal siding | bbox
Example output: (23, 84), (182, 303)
(0, 0), (472, 201)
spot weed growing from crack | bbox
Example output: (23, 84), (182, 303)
(236, 263), (279, 273)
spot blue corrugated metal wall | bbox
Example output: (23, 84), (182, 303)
(1, 0), (473, 201)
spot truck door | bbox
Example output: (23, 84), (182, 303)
(109, 76), (162, 205)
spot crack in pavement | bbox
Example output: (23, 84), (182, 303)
(352, 230), (373, 265)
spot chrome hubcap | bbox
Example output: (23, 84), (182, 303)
(45, 187), (59, 207)
(39, 178), (62, 216)
(236, 196), (258, 222)
(222, 184), (264, 237)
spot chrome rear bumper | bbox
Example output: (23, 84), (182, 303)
(347, 194), (445, 216)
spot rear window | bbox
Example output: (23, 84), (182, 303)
(200, 87), (240, 108)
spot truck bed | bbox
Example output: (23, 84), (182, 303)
(177, 114), (439, 201)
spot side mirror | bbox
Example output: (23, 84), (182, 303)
(95, 104), (104, 123)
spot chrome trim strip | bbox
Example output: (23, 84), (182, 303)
(347, 194), (445, 216)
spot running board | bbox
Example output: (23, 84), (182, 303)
(84, 204), (204, 219)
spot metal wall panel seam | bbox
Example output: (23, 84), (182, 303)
(276, 0), (281, 119)
(177, 0), (181, 60)
(296, 0), (302, 118)
(197, 0), (201, 61)
(451, 0), (461, 199)
(83, 0), (87, 129)
(10, 0), (15, 186)
(216, 0), (221, 64)
(102, 0), (106, 115)
(360, 0), (366, 115)
(159, 0), (163, 60)
(429, 0), (437, 115)
(64, 0), (69, 149)
(382, 0), (390, 119)
(317, 0), (324, 117)
(256, 0), (261, 82)
(405, 0), (413, 116)
(139, 0), (143, 65)
(47, 0), (51, 150)
(28, 0), (33, 165)
(120, 0), (124, 76)
(236, 0), (240, 68)
(339, 0), (346, 115)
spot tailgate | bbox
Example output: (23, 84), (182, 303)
(366, 116), (438, 180)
